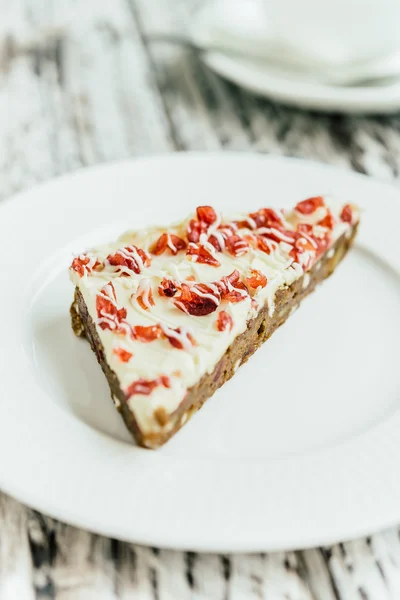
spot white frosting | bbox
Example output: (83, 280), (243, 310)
(70, 197), (358, 434)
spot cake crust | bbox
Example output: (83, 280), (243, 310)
(71, 225), (358, 448)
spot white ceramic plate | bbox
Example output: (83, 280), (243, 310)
(1, 153), (400, 552)
(201, 51), (400, 114)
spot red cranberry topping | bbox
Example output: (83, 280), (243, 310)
(318, 211), (334, 229)
(244, 269), (267, 291)
(187, 218), (206, 243)
(107, 245), (151, 275)
(71, 254), (102, 278)
(161, 325), (196, 349)
(216, 270), (249, 303)
(216, 310), (233, 332)
(226, 234), (249, 257)
(151, 233), (187, 256)
(297, 223), (314, 235)
(135, 280), (155, 311)
(126, 375), (171, 398)
(158, 277), (179, 298)
(131, 324), (163, 343)
(248, 208), (284, 229)
(96, 283), (127, 331)
(208, 224), (237, 251)
(113, 348), (133, 363)
(257, 226), (296, 245)
(295, 196), (324, 215)
(174, 282), (221, 316)
(315, 233), (331, 255)
(196, 205), (217, 225)
(256, 236), (277, 255)
(187, 244), (221, 267)
(340, 204), (353, 224)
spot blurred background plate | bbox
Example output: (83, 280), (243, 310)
(202, 51), (400, 114)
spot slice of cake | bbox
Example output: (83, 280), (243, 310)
(70, 196), (359, 448)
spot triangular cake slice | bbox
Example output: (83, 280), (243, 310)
(70, 196), (359, 448)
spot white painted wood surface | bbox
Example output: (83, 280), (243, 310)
(2, 1), (400, 598)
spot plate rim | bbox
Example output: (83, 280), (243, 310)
(202, 52), (400, 114)
(2, 152), (400, 552)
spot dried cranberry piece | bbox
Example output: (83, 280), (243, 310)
(159, 375), (172, 388)
(187, 244), (221, 267)
(151, 233), (187, 256)
(137, 295), (151, 311)
(179, 283), (193, 302)
(318, 211), (334, 229)
(208, 224), (237, 251)
(113, 348), (133, 363)
(158, 277), (179, 298)
(174, 294), (219, 316)
(126, 375), (171, 398)
(216, 311), (233, 332)
(297, 223), (314, 235)
(226, 270), (242, 285)
(107, 245), (151, 274)
(290, 229), (322, 267)
(161, 270), (252, 316)
(177, 296), (218, 316)
(315, 233), (331, 255)
(256, 236), (277, 255)
(135, 280), (155, 311)
(258, 226), (296, 245)
(295, 234), (318, 253)
(126, 379), (158, 397)
(295, 196), (324, 215)
(290, 247), (313, 270)
(96, 283), (127, 331)
(71, 254), (101, 277)
(187, 219), (205, 243)
(226, 234), (249, 257)
(248, 208), (284, 228)
(196, 205), (217, 225)
(235, 218), (256, 230)
(340, 204), (353, 223)
(221, 285), (247, 304)
(71, 257), (87, 277)
(244, 269), (268, 290)
(174, 282), (220, 316)
(131, 324), (163, 342)
(217, 270), (248, 303)
(227, 288), (247, 303)
(162, 325), (196, 350)
(289, 229), (319, 267)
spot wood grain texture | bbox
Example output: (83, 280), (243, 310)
(2, 0), (400, 598)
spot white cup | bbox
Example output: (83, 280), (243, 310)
(261, 0), (400, 67)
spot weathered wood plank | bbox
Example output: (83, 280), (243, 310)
(0, 495), (35, 600)
(299, 549), (339, 600)
(134, 0), (400, 182)
(0, 0), (174, 200)
(132, 0), (252, 151)
(49, 525), (117, 600)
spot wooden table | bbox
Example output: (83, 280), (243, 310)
(2, 1), (400, 598)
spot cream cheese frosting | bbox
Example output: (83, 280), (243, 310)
(70, 196), (359, 434)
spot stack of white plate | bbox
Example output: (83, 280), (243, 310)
(181, 0), (400, 113)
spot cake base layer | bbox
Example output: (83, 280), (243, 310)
(71, 225), (358, 448)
